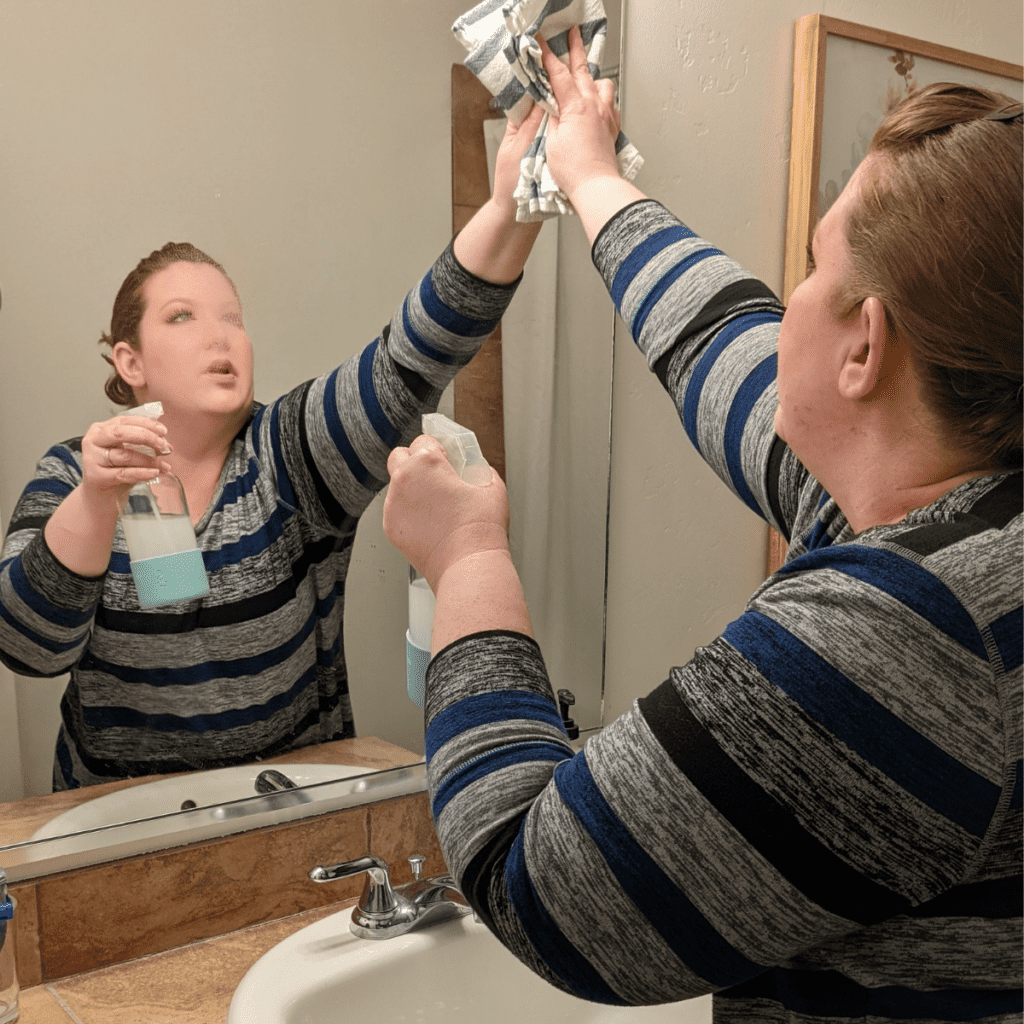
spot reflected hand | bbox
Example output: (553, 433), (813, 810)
(490, 100), (547, 218)
(81, 414), (172, 510)
(383, 436), (510, 592)
(538, 26), (621, 203)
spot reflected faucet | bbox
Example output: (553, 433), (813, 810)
(308, 853), (472, 939)
(254, 768), (298, 795)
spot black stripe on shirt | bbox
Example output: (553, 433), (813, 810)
(96, 534), (348, 633)
(905, 874), (1022, 919)
(382, 323), (436, 404)
(718, 966), (1023, 1019)
(637, 678), (913, 926)
(652, 278), (783, 389)
(765, 436), (791, 542)
(59, 690), (346, 779)
(969, 472), (1022, 529)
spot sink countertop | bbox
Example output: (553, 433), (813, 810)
(16, 899), (355, 1024)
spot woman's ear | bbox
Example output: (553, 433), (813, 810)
(838, 296), (891, 400)
(111, 342), (145, 389)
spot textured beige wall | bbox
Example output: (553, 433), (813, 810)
(602, 0), (1023, 722)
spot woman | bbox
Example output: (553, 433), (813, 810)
(383, 27), (1022, 1024)
(0, 102), (547, 791)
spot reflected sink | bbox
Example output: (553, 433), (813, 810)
(228, 908), (712, 1023)
(32, 763), (369, 840)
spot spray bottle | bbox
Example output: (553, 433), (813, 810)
(116, 402), (210, 608)
(406, 413), (491, 708)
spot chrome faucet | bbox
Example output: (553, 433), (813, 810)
(309, 853), (472, 939)
(254, 768), (298, 794)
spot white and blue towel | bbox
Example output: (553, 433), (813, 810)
(453, 0), (643, 221)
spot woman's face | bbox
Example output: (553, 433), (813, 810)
(134, 260), (254, 420)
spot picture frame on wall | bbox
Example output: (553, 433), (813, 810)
(767, 14), (1023, 575)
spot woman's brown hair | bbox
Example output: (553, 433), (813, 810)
(835, 82), (1023, 469)
(99, 242), (235, 407)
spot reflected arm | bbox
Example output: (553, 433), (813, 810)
(0, 443), (105, 677)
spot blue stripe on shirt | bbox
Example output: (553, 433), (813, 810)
(22, 477), (74, 500)
(321, 366), (370, 486)
(85, 662), (319, 733)
(358, 339), (400, 447)
(426, 690), (565, 760)
(268, 401), (296, 510)
(609, 224), (696, 312)
(723, 352), (778, 515)
(83, 602), (320, 686)
(418, 272), (497, 341)
(723, 610), (1000, 837)
(631, 246), (722, 342)
(553, 751), (765, 988)
(504, 827), (627, 1005)
(777, 546), (988, 660)
(682, 312), (779, 455)
(0, 600), (84, 657)
(7, 558), (94, 629)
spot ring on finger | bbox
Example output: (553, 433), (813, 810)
(106, 447), (114, 467)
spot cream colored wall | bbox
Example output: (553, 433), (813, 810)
(0, 0), (471, 798)
(602, 0), (1023, 722)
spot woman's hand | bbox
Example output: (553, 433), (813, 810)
(384, 435), (533, 652)
(539, 27), (622, 203)
(80, 414), (172, 511)
(538, 26), (646, 243)
(383, 436), (510, 592)
(490, 100), (547, 219)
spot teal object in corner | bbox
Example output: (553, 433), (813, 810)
(406, 630), (430, 709)
(130, 550), (210, 608)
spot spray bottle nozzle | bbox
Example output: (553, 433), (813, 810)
(421, 413), (491, 485)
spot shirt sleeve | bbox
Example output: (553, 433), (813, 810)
(424, 535), (1009, 1006)
(0, 441), (105, 676)
(592, 199), (809, 540)
(251, 241), (522, 533)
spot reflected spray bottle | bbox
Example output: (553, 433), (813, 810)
(406, 414), (492, 709)
(115, 402), (210, 608)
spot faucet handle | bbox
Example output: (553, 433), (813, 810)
(408, 854), (426, 880)
(308, 855), (399, 915)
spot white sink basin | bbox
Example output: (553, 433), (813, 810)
(229, 908), (712, 1023)
(32, 763), (370, 840)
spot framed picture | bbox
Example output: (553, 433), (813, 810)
(767, 15), (1023, 574)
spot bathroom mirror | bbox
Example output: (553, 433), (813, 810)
(0, 0), (619, 861)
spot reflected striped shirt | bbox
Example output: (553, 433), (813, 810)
(0, 242), (519, 789)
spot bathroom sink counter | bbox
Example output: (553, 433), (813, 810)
(15, 900), (355, 1023)
(0, 736), (421, 846)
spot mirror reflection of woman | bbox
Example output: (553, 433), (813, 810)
(0, 103), (546, 791)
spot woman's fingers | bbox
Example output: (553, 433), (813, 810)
(81, 415), (173, 491)
(565, 25), (594, 89)
(538, 33), (576, 109)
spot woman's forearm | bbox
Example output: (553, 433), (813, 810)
(431, 547), (534, 654)
(452, 198), (543, 285)
(43, 485), (120, 578)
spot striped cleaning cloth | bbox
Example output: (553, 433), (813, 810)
(453, 0), (643, 221)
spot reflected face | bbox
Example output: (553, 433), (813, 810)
(773, 157), (869, 461)
(135, 261), (255, 418)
